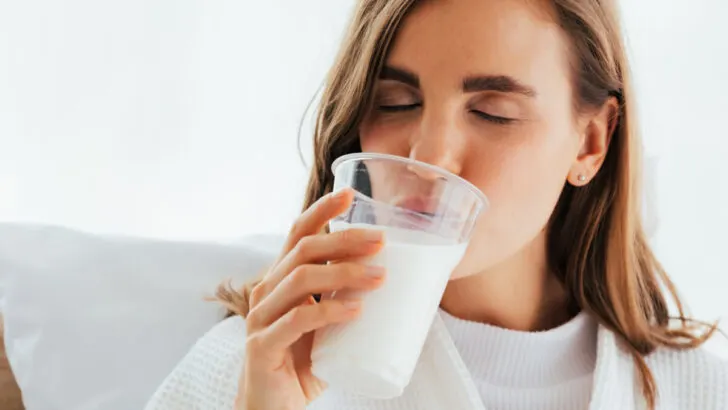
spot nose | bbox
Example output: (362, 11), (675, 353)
(407, 110), (465, 179)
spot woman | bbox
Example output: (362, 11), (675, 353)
(145, 0), (727, 409)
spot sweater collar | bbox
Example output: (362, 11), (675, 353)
(438, 309), (598, 387)
(428, 311), (643, 410)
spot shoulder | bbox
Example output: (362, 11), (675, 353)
(144, 316), (247, 410)
(646, 338), (728, 409)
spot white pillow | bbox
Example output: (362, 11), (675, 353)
(0, 223), (283, 410)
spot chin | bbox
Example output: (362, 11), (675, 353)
(448, 259), (493, 280)
(448, 271), (475, 281)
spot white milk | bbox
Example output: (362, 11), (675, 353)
(310, 222), (467, 399)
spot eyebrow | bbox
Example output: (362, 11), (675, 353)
(463, 75), (537, 97)
(379, 65), (537, 98)
(380, 65), (420, 88)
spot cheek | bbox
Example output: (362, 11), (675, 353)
(489, 140), (572, 220)
(471, 122), (575, 215)
(452, 125), (577, 277)
(359, 116), (412, 156)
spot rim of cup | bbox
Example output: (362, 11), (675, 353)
(331, 152), (489, 211)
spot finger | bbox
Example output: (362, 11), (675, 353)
(250, 299), (362, 357)
(249, 262), (385, 327)
(263, 228), (384, 292)
(281, 189), (354, 256)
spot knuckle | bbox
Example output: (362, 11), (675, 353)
(285, 306), (307, 327)
(288, 265), (311, 287)
(245, 307), (262, 331)
(248, 282), (267, 307)
(294, 236), (314, 259)
(288, 219), (305, 239)
(245, 333), (265, 352)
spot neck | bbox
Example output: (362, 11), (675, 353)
(440, 231), (573, 332)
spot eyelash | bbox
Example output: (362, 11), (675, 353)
(470, 110), (514, 125)
(376, 104), (514, 125)
(377, 103), (421, 112)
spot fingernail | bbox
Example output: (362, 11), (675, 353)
(343, 300), (361, 310)
(362, 229), (384, 243)
(331, 189), (349, 202)
(366, 266), (385, 278)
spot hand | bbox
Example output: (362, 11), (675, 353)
(238, 189), (386, 410)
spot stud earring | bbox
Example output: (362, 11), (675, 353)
(577, 174), (587, 182)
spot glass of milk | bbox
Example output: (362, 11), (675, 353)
(310, 152), (488, 399)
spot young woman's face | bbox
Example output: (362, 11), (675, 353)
(359, 0), (589, 278)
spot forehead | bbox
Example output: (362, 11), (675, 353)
(386, 0), (571, 90)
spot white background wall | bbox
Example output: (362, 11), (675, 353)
(1, 1), (727, 320)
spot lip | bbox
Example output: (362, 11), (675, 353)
(393, 196), (465, 226)
(395, 196), (440, 215)
(392, 196), (471, 231)
(393, 196), (463, 229)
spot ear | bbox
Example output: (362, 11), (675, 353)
(567, 96), (619, 187)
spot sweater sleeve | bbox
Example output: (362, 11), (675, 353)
(648, 344), (728, 410)
(144, 316), (247, 410)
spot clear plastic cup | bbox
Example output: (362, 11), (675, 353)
(310, 152), (488, 399)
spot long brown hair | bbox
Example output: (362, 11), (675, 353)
(217, 1), (718, 407)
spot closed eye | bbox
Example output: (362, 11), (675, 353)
(377, 103), (422, 113)
(470, 110), (515, 125)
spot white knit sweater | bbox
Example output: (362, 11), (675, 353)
(438, 309), (597, 409)
(145, 311), (728, 410)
